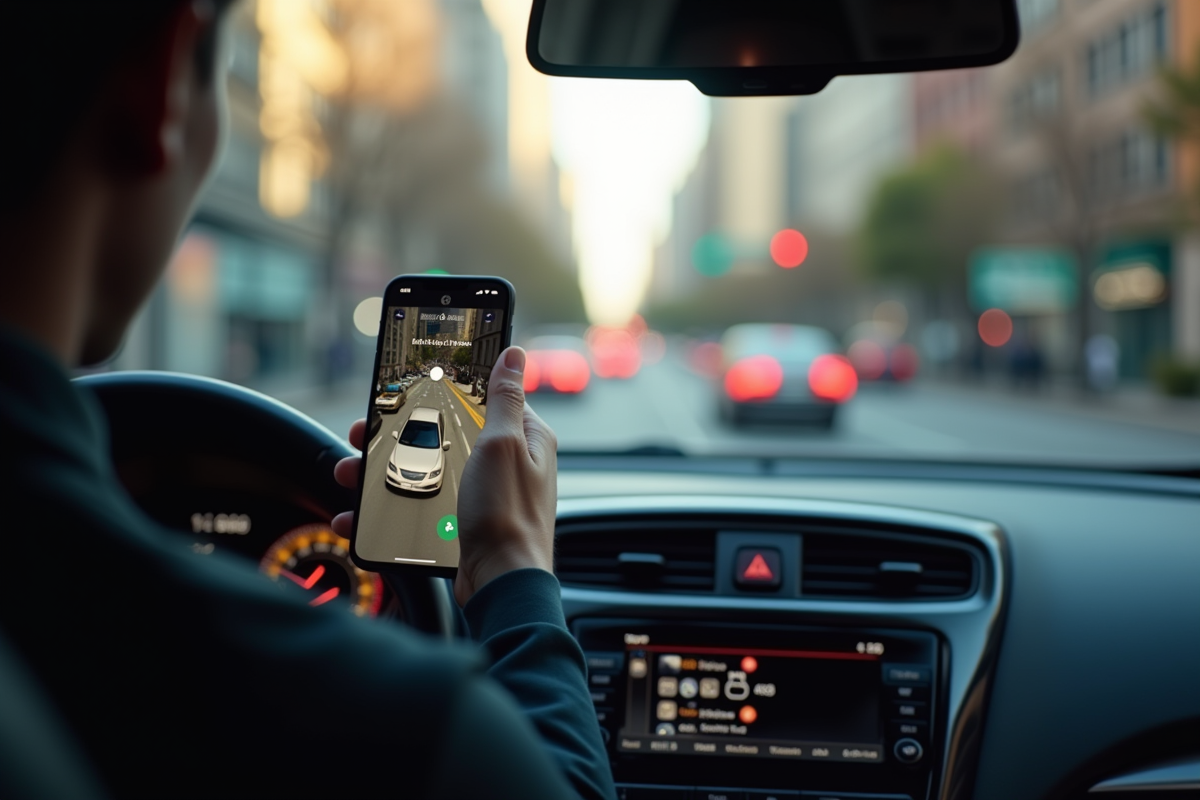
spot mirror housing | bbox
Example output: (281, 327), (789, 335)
(442, 441), (452, 452)
(391, 430), (400, 441)
(527, 0), (1020, 96)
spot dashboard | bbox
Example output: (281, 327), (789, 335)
(80, 373), (1200, 800)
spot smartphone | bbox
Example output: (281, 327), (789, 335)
(350, 275), (514, 577)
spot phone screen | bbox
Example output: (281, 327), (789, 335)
(352, 278), (511, 573)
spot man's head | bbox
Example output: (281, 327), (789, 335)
(1, 1), (235, 365)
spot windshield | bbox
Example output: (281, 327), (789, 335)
(399, 420), (440, 449)
(103, 0), (1200, 467)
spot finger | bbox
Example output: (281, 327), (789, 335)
(348, 419), (367, 451)
(481, 347), (528, 439)
(334, 455), (361, 489)
(331, 510), (354, 539)
(522, 404), (558, 467)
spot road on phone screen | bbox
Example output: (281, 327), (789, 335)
(355, 376), (486, 567)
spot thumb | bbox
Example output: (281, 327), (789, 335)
(483, 347), (528, 434)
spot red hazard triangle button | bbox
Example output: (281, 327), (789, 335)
(743, 554), (774, 580)
(735, 547), (782, 590)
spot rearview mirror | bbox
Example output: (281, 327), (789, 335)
(527, 0), (1019, 96)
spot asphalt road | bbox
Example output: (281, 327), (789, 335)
(354, 376), (486, 567)
(528, 354), (1200, 465)
(295, 348), (1200, 472)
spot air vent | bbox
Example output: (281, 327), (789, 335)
(802, 533), (977, 600)
(556, 527), (716, 592)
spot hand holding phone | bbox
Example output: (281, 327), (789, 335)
(333, 344), (558, 603)
(452, 346), (557, 604)
(349, 275), (529, 582)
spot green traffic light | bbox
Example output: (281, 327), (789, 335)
(692, 233), (734, 277)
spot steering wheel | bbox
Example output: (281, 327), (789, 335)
(74, 371), (457, 636)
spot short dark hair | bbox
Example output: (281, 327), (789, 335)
(0, 1), (236, 213)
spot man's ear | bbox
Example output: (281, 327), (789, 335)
(102, 1), (212, 177)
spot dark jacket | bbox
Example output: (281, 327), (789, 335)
(0, 325), (615, 800)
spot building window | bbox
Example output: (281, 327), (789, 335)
(1009, 67), (1061, 134)
(1012, 167), (1060, 225)
(1085, 2), (1168, 98)
(1017, 0), (1059, 34)
(1089, 129), (1170, 202)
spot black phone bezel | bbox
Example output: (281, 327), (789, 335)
(349, 274), (515, 578)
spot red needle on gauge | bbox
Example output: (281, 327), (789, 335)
(308, 587), (340, 607)
(280, 564), (326, 590)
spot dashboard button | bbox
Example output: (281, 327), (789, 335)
(590, 689), (612, 704)
(889, 684), (928, 702)
(587, 652), (625, 672)
(890, 720), (928, 741)
(894, 737), (925, 764)
(892, 700), (927, 719)
(617, 785), (693, 799)
(734, 547), (783, 589)
(590, 672), (614, 686)
(697, 790), (745, 800)
(883, 665), (931, 685)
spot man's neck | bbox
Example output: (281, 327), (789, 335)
(0, 169), (102, 367)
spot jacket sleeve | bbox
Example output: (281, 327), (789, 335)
(463, 569), (618, 800)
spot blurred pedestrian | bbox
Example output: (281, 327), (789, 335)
(1086, 335), (1120, 393)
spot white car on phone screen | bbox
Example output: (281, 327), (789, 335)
(385, 407), (450, 493)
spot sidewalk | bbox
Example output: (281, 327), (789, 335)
(916, 377), (1200, 436)
(452, 381), (484, 406)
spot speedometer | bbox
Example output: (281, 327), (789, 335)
(260, 524), (384, 618)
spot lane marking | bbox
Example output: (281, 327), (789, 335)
(446, 381), (485, 429)
(368, 435), (382, 454)
(455, 413), (463, 427)
(460, 430), (472, 457)
(393, 557), (437, 564)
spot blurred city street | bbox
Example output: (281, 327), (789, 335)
(291, 343), (1200, 468)
(105, 0), (1200, 468)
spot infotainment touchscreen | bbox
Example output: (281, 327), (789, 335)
(622, 642), (883, 761)
(573, 621), (938, 766)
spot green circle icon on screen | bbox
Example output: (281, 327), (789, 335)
(437, 514), (459, 541)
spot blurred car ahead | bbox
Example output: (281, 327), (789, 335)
(719, 323), (857, 428)
(845, 321), (920, 383)
(374, 383), (406, 413)
(586, 326), (641, 380)
(523, 335), (591, 395)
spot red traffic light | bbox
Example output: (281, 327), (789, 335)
(770, 229), (809, 269)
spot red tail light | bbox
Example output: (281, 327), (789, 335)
(523, 354), (543, 393)
(889, 343), (920, 382)
(848, 339), (887, 380)
(725, 355), (784, 402)
(525, 351), (590, 394)
(547, 351), (590, 394)
(588, 328), (642, 379)
(808, 354), (858, 403)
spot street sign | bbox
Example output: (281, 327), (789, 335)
(969, 247), (1078, 314)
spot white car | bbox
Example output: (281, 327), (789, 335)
(385, 407), (450, 493)
(374, 391), (403, 413)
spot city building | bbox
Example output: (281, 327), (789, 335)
(912, 68), (994, 154)
(983, 0), (1200, 377)
(440, 0), (510, 195)
(785, 74), (914, 234)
